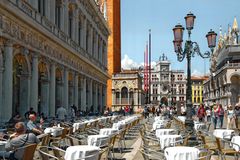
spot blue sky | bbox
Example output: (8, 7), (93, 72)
(121, 0), (240, 75)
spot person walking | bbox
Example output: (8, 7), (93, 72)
(227, 105), (236, 129)
(212, 105), (218, 129)
(206, 107), (211, 122)
(152, 106), (156, 117)
(217, 104), (224, 128)
(235, 104), (240, 129)
(197, 104), (206, 122)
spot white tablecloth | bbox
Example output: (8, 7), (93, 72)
(155, 129), (174, 138)
(152, 120), (166, 130)
(165, 146), (199, 160)
(154, 116), (164, 121)
(159, 135), (182, 149)
(231, 136), (240, 151)
(88, 135), (109, 147)
(213, 129), (235, 139)
(194, 122), (206, 131)
(99, 128), (118, 136)
(65, 145), (100, 160)
(0, 141), (6, 151)
(44, 127), (63, 137)
(73, 122), (87, 132)
(177, 116), (186, 122)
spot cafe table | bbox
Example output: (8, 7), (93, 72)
(88, 135), (109, 147)
(152, 120), (166, 130)
(44, 127), (63, 137)
(194, 122), (206, 131)
(159, 134), (182, 149)
(155, 129), (174, 138)
(231, 136), (240, 151)
(213, 129), (235, 139)
(164, 146), (200, 160)
(99, 128), (118, 136)
(65, 145), (100, 160)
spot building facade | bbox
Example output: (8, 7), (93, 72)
(203, 18), (240, 107)
(191, 76), (208, 107)
(111, 70), (144, 111)
(148, 54), (187, 106)
(0, 0), (110, 121)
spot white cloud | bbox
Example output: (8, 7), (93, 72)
(191, 69), (203, 76)
(121, 54), (139, 69)
(121, 54), (156, 70)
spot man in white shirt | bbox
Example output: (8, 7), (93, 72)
(181, 105), (186, 116)
(56, 106), (67, 121)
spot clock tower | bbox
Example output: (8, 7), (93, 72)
(158, 53), (171, 105)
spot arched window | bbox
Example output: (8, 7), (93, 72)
(55, 0), (62, 28)
(78, 17), (82, 45)
(38, 0), (45, 16)
(68, 10), (73, 39)
(121, 87), (128, 104)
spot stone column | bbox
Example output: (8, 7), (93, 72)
(49, 63), (56, 117)
(88, 79), (93, 108)
(50, 0), (56, 23)
(82, 17), (87, 50)
(128, 92), (130, 104)
(75, 10), (79, 43)
(99, 39), (103, 62)
(119, 91), (122, 105)
(45, 0), (51, 19)
(60, 4), (64, 31)
(74, 73), (78, 107)
(89, 26), (93, 55)
(135, 90), (138, 105)
(30, 0), (38, 10)
(112, 90), (115, 105)
(81, 77), (86, 111)
(30, 54), (38, 112)
(64, 1), (69, 34)
(95, 33), (99, 59)
(63, 68), (68, 109)
(99, 85), (103, 112)
(0, 52), (3, 121)
(40, 81), (49, 116)
(102, 86), (106, 107)
(95, 83), (98, 111)
(3, 41), (13, 121)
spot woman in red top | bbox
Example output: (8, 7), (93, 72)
(217, 104), (224, 128)
(197, 104), (206, 122)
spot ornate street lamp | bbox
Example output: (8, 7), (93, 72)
(172, 12), (217, 134)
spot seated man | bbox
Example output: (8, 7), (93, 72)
(27, 114), (43, 135)
(0, 122), (39, 159)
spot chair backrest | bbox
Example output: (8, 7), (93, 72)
(60, 128), (69, 139)
(39, 134), (51, 146)
(22, 143), (38, 160)
(52, 142), (65, 160)
(139, 146), (165, 160)
(195, 149), (213, 160)
(38, 146), (65, 160)
(38, 146), (55, 160)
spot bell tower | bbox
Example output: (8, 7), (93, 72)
(106, 0), (121, 107)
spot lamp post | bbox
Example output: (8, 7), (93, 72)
(172, 12), (217, 133)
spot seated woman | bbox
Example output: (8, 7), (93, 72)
(0, 122), (39, 159)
